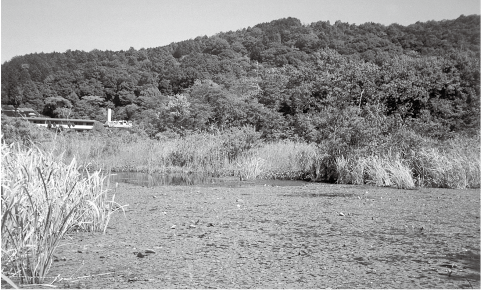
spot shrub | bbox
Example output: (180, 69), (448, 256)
(222, 125), (261, 161)
(92, 121), (107, 134)
(1, 115), (51, 147)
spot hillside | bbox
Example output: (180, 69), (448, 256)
(1, 14), (479, 140)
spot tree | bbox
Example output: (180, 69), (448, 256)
(203, 37), (231, 55)
(10, 86), (24, 113)
(73, 96), (105, 120)
(43, 96), (72, 118)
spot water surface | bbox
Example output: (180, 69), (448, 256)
(107, 172), (309, 187)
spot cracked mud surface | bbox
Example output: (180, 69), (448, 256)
(45, 182), (479, 288)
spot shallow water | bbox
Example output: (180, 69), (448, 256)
(107, 171), (309, 187)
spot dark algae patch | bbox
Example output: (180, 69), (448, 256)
(42, 183), (479, 288)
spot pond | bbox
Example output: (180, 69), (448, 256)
(106, 171), (309, 187)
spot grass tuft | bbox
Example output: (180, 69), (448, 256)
(1, 142), (126, 285)
(336, 154), (415, 189)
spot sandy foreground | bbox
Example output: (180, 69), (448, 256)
(44, 181), (480, 288)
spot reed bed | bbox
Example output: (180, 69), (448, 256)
(30, 128), (480, 189)
(47, 132), (325, 181)
(1, 143), (126, 285)
(243, 140), (322, 179)
(234, 153), (265, 180)
(336, 154), (415, 189)
(411, 147), (480, 189)
(407, 135), (480, 189)
(50, 131), (235, 174)
(336, 135), (480, 190)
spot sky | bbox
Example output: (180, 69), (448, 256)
(1, 0), (480, 63)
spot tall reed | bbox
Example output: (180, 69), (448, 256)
(411, 147), (480, 189)
(336, 153), (415, 189)
(29, 128), (480, 189)
(1, 143), (125, 285)
(235, 153), (265, 180)
(252, 140), (321, 179)
(335, 136), (480, 190)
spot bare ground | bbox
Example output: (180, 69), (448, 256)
(40, 182), (481, 288)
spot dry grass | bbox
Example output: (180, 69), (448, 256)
(1, 142), (126, 285)
(405, 135), (479, 189)
(336, 155), (368, 185)
(235, 153), (265, 180)
(336, 135), (480, 190)
(336, 154), (415, 189)
(252, 140), (321, 179)
(35, 130), (480, 189)
(384, 156), (415, 189)
(411, 147), (480, 189)
(50, 131), (231, 174)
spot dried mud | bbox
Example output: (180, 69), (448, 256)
(38, 183), (481, 288)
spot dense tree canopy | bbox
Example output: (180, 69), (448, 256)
(2, 14), (479, 140)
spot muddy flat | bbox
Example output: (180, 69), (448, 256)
(48, 182), (480, 289)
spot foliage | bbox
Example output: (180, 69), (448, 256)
(221, 125), (261, 161)
(1, 115), (51, 146)
(0, 15), (479, 188)
(1, 15), (478, 142)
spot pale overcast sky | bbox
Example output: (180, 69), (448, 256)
(1, 0), (480, 63)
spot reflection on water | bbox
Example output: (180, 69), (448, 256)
(107, 172), (217, 187)
(107, 172), (309, 187)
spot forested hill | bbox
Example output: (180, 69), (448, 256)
(2, 14), (480, 140)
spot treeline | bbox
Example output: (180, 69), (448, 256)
(1, 14), (479, 141)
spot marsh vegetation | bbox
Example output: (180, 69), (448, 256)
(2, 113), (480, 288)
(1, 14), (480, 287)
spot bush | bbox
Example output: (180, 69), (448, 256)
(1, 115), (51, 146)
(222, 125), (261, 161)
(92, 121), (107, 134)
